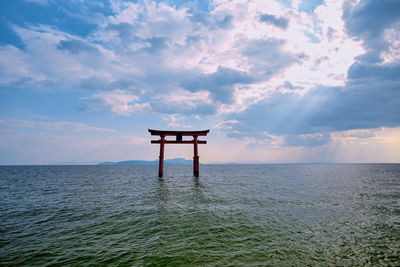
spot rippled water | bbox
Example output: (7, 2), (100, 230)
(1, 164), (400, 265)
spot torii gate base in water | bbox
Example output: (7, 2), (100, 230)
(148, 129), (210, 177)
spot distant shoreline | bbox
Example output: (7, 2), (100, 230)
(1, 161), (400, 166)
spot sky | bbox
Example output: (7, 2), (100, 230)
(0, 0), (399, 164)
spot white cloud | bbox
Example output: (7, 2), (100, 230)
(0, 45), (39, 84)
(85, 89), (151, 116)
(163, 114), (192, 129)
(152, 89), (214, 115)
(381, 22), (400, 64)
(213, 120), (238, 129)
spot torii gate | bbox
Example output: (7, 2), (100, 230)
(148, 129), (210, 177)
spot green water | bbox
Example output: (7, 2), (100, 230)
(1, 164), (399, 265)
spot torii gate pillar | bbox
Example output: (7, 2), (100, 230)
(193, 136), (199, 177)
(149, 129), (210, 177)
(158, 135), (165, 177)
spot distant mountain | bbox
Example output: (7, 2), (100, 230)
(98, 158), (192, 165)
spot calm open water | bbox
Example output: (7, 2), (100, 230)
(1, 164), (399, 266)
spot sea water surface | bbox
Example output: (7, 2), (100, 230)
(1, 164), (399, 266)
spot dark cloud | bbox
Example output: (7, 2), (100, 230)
(343, 0), (400, 63)
(105, 23), (166, 55)
(344, 0), (400, 40)
(189, 11), (233, 30)
(225, 75), (400, 145)
(143, 37), (170, 54)
(56, 39), (98, 55)
(259, 14), (289, 30)
(216, 15), (234, 29)
(189, 11), (211, 26)
(106, 22), (138, 43)
(181, 66), (254, 103)
(105, 23), (171, 54)
(348, 63), (400, 81)
(78, 76), (139, 91)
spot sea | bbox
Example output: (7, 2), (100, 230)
(1, 164), (399, 266)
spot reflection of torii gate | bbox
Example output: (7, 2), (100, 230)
(148, 129), (210, 177)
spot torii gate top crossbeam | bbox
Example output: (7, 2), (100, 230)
(148, 129), (210, 136)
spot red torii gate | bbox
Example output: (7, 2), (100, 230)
(148, 129), (210, 177)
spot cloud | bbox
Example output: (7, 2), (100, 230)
(259, 14), (289, 30)
(333, 128), (376, 139)
(84, 89), (150, 116)
(213, 120), (239, 130)
(241, 38), (296, 78)
(181, 66), (254, 103)
(163, 114), (192, 129)
(344, 0), (400, 42)
(277, 81), (303, 91)
(343, 0), (400, 63)
(348, 63), (400, 80)
(223, 76), (400, 146)
(0, 118), (115, 133)
(56, 39), (99, 55)
(151, 89), (216, 115)
(0, 45), (36, 85)
(143, 37), (170, 54)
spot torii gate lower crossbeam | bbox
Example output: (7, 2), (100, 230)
(148, 129), (210, 177)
